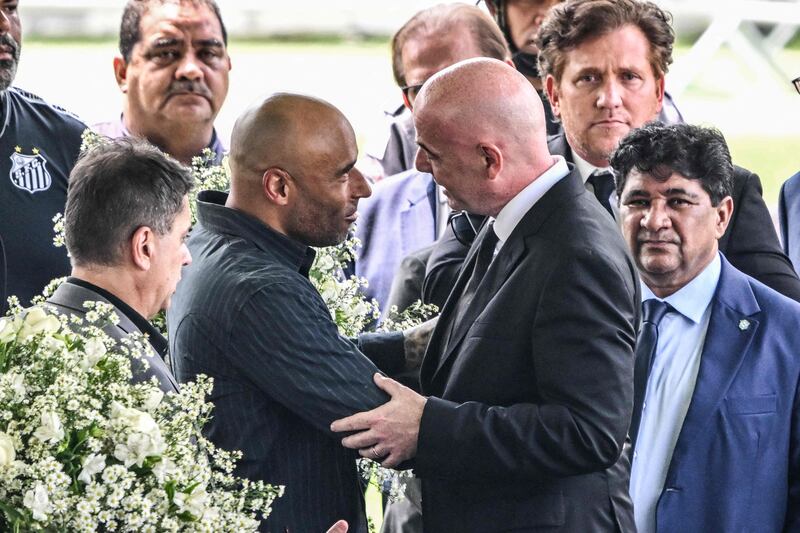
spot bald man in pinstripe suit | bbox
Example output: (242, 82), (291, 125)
(168, 94), (431, 533)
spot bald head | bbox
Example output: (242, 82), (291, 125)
(229, 93), (353, 188)
(226, 93), (370, 247)
(413, 58), (554, 216)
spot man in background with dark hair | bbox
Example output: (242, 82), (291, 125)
(46, 138), (194, 393)
(532, 0), (800, 300)
(613, 122), (800, 533)
(0, 0), (87, 309)
(94, 0), (231, 165)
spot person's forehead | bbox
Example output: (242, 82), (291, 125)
(139, 2), (223, 42)
(506, 0), (562, 13)
(562, 25), (654, 72)
(625, 169), (706, 195)
(403, 25), (481, 76)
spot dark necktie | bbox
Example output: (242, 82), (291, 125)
(629, 299), (671, 450)
(588, 169), (616, 216)
(445, 223), (498, 347)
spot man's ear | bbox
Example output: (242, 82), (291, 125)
(479, 143), (503, 180)
(654, 75), (665, 114)
(545, 75), (560, 118)
(715, 195), (734, 238)
(113, 56), (129, 92)
(263, 168), (292, 206)
(130, 226), (155, 271)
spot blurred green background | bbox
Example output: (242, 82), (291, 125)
(19, 38), (799, 211)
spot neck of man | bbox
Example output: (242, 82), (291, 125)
(124, 114), (214, 166)
(71, 265), (152, 320)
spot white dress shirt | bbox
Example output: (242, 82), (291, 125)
(493, 156), (569, 254)
(630, 253), (722, 533)
(435, 184), (451, 239)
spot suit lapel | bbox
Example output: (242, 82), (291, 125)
(667, 258), (760, 473)
(427, 169), (584, 386)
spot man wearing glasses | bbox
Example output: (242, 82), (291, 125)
(777, 75), (800, 274)
(355, 4), (512, 316)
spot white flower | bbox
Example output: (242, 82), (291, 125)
(151, 456), (176, 482)
(23, 483), (53, 521)
(141, 389), (164, 411)
(173, 485), (209, 518)
(6, 372), (26, 401)
(78, 453), (106, 484)
(111, 402), (159, 435)
(83, 337), (107, 367)
(114, 432), (165, 468)
(0, 317), (19, 343)
(17, 307), (61, 341)
(34, 411), (65, 444)
(0, 432), (15, 465)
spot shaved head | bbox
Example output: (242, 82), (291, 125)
(414, 58), (554, 216)
(227, 93), (370, 246)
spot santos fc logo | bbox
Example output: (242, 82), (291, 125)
(9, 146), (52, 194)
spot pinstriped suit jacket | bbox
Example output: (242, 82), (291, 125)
(168, 191), (405, 533)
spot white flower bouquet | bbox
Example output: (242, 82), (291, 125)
(0, 302), (282, 532)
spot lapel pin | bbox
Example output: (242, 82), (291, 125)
(738, 319), (750, 331)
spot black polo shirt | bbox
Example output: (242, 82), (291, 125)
(0, 87), (86, 306)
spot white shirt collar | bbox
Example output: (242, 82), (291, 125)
(571, 148), (611, 184)
(493, 156), (570, 247)
(641, 252), (722, 324)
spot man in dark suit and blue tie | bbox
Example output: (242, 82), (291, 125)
(333, 58), (639, 532)
(613, 122), (800, 533)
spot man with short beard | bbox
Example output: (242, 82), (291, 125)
(94, 0), (231, 165)
(168, 94), (433, 533)
(0, 0), (87, 310)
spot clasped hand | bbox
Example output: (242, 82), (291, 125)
(330, 373), (427, 468)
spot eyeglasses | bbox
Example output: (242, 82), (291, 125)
(400, 82), (425, 107)
(449, 211), (489, 246)
(793, 76), (800, 95)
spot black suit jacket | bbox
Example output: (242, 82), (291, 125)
(415, 168), (639, 532)
(46, 280), (179, 393)
(548, 133), (800, 301)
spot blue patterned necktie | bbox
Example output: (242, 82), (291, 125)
(629, 299), (672, 450)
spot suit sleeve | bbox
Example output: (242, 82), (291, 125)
(415, 248), (637, 482)
(723, 169), (800, 302)
(787, 369), (800, 531)
(217, 281), (391, 437)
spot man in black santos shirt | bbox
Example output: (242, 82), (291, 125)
(0, 0), (86, 311)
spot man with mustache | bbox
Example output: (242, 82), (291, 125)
(94, 0), (231, 165)
(613, 122), (800, 533)
(0, 0), (87, 310)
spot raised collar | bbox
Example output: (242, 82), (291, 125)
(195, 190), (316, 276)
